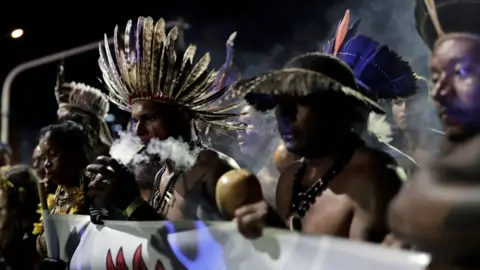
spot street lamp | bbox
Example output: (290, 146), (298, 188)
(11, 29), (23, 39)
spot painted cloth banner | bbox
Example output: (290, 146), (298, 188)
(48, 215), (430, 270)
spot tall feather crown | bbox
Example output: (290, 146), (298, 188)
(98, 17), (243, 131)
(55, 63), (110, 118)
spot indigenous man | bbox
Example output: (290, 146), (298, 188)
(231, 51), (402, 242)
(389, 0), (480, 268)
(87, 17), (246, 222)
(54, 63), (113, 156)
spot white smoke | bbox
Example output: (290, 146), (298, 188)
(109, 132), (143, 165)
(134, 137), (200, 170)
(110, 132), (200, 170)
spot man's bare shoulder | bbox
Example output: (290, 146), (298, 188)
(279, 160), (305, 179)
(196, 148), (240, 170)
(352, 146), (403, 189)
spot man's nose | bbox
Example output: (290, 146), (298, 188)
(134, 121), (147, 137)
(44, 159), (52, 169)
(431, 74), (453, 102)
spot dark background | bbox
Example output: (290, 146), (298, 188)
(0, 0), (433, 162)
(0, 0), (341, 128)
(0, 0), (345, 162)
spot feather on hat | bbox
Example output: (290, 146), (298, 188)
(98, 17), (244, 132)
(416, 0), (480, 50)
(229, 52), (385, 114)
(230, 11), (383, 114)
(322, 10), (417, 100)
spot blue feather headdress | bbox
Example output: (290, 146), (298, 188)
(322, 11), (417, 100)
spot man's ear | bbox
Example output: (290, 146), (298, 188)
(179, 108), (193, 121)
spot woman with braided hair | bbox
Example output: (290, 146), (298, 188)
(0, 165), (41, 269)
(33, 120), (94, 257)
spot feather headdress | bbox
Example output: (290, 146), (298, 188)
(322, 10), (417, 100)
(55, 63), (113, 146)
(98, 17), (244, 132)
(323, 10), (418, 166)
(209, 32), (243, 110)
(55, 63), (110, 118)
(213, 32), (241, 92)
(416, 0), (480, 50)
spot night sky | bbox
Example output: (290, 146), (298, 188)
(0, 0), (434, 162)
(0, 0), (341, 129)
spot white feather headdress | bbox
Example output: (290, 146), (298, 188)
(98, 17), (244, 132)
(367, 112), (393, 144)
(58, 82), (110, 118)
(55, 63), (110, 118)
(55, 64), (113, 146)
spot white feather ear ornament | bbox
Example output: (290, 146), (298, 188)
(366, 112), (393, 144)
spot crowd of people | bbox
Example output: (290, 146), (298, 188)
(0, 0), (479, 269)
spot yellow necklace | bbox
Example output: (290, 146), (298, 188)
(32, 185), (85, 235)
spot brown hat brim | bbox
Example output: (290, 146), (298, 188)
(228, 68), (385, 114)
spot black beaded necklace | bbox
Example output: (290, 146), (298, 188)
(289, 136), (363, 231)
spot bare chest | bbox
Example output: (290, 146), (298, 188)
(156, 171), (190, 221)
(276, 164), (359, 237)
(153, 169), (222, 221)
(297, 190), (354, 236)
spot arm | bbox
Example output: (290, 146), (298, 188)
(195, 150), (239, 203)
(350, 157), (402, 243)
(388, 163), (480, 256)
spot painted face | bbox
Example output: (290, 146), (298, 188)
(430, 37), (480, 140)
(236, 106), (271, 156)
(32, 146), (45, 180)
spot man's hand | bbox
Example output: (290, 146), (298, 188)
(235, 201), (269, 239)
(86, 156), (139, 210)
(382, 233), (412, 249)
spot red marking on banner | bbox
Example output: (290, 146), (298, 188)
(106, 244), (167, 270)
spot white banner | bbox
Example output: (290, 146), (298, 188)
(47, 214), (430, 270)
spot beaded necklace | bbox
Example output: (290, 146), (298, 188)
(32, 184), (85, 235)
(289, 136), (363, 231)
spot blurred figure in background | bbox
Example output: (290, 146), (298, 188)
(32, 145), (57, 195)
(390, 85), (443, 165)
(54, 62), (112, 157)
(0, 165), (40, 269)
(31, 146), (45, 181)
(237, 105), (280, 206)
(0, 143), (11, 167)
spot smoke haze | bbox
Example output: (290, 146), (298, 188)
(112, 0), (440, 177)
(110, 133), (199, 171)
